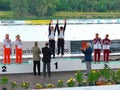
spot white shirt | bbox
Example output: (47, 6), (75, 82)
(102, 39), (110, 50)
(3, 39), (11, 48)
(15, 40), (23, 49)
(103, 45), (110, 50)
(93, 41), (102, 49)
(48, 31), (55, 39)
(58, 31), (64, 38)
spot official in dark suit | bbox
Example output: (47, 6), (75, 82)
(42, 42), (52, 77)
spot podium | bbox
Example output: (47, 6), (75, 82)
(0, 55), (120, 74)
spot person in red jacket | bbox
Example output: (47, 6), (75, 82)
(3, 34), (12, 64)
(93, 33), (102, 63)
(102, 34), (110, 63)
(15, 35), (23, 64)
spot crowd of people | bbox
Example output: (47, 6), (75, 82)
(2, 20), (111, 76)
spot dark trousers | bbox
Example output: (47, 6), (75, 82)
(33, 61), (40, 75)
(57, 38), (64, 55)
(94, 49), (101, 62)
(103, 49), (110, 62)
(49, 40), (55, 57)
(43, 62), (51, 77)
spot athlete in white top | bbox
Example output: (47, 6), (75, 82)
(15, 35), (23, 64)
(48, 20), (57, 58)
(56, 20), (66, 56)
(3, 34), (12, 64)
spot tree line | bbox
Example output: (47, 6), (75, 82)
(1, 0), (120, 17)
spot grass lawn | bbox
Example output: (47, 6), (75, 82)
(53, 11), (120, 19)
(1, 11), (120, 20)
(0, 11), (14, 19)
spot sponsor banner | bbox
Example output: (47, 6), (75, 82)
(71, 40), (120, 54)
(55, 19), (108, 24)
(53, 19), (97, 24)
(1, 19), (120, 25)
(25, 20), (50, 25)
(80, 19), (119, 24)
(1, 39), (120, 56)
(77, 19), (96, 24)
(116, 19), (120, 23)
(14, 20), (25, 25)
(0, 41), (71, 56)
(0, 20), (25, 25)
(68, 19), (120, 24)
(95, 19), (120, 24)
(0, 20), (14, 25)
(0, 42), (3, 56)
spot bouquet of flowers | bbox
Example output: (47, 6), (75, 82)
(100, 64), (112, 81)
(87, 70), (100, 85)
(21, 80), (30, 90)
(57, 80), (64, 87)
(35, 83), (43, 89)
(11, 81), (17, 89)
(0, 76), (9, 88)
(46, 83), (55, 88)
(82, 79), (88, 86)
(75, 71), (83, 86)
(66, 77), (75, 87)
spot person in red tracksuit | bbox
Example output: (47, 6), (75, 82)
(3, 34), (12, 64)
(93, 33), (102, 63)
(15, 35), (23, 64)
(102, 34), (110, 63)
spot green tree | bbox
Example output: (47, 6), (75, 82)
(10, 0), (29, 17)
(28, 0), (58, 17)
(96, 0), (107, 12)
(56, 0), (120, 12)
(56, 0), (70, 11)
(45, 0), (59, 16)
(5, 0), (120, 18)
(0, 0), (11, 11)
(35, 0), (48, 16)
(27, 0), (38, 15)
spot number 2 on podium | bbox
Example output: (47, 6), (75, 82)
(2, 66), (7, 72)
